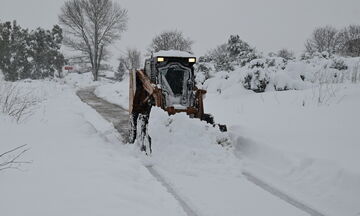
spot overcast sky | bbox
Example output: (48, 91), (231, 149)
(1, 0), (360, 57)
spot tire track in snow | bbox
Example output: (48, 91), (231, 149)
(242, 171), (327, 216)
(146, 166), (201, 216)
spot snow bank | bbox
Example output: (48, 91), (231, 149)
(147, 107), (235, 175)
(63, 72), (97, 89)
(94, 76), (129, 109)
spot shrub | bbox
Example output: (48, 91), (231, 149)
(330, 58), (348, 71)
(0, 82), (38, 122)
(243, 59), (270, 92)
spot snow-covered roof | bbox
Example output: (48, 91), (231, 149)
(153, 50), (195, 58)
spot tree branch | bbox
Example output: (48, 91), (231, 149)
(0, 144), (31, 171)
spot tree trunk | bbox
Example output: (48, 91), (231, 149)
(93, 68), (98, 81)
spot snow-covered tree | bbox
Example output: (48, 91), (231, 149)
(148, 30), (193, 54)
(198, 35), (258, 74)
(243, 59), (270, 92)
(277, 48), (295, 60)
(208, 43), (233, 71)
(305, 26), (340, 56)
(337, 25), (360, 57)
(227, 35), (258, 66)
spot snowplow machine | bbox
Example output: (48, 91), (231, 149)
(129, 50), (226, 154)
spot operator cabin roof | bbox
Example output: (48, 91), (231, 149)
(153, 50), (195, 58)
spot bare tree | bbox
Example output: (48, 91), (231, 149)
(122, 48), (141, 70)
(59, 0), (128, 81)
(337, 25), (360, 57)
(116, 48), (141, 81)
(148, 30), (193, 54)
(305, 26), (340, 55)
(0, 144), (31, 171)
(277, 48), (295, 60)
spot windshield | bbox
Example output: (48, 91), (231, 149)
(165, 67), (185, 95)
(159, 64), (191, 95)
(158, 63), (191, 105)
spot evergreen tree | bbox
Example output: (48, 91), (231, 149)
(0, 21), (65, 81)
(28, 26), (65, 79)
(0, 21), (31, 81)
(115, 58), (126, 81)
(0, 22), (13, 80)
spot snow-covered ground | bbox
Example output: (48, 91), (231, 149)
(205, 84), (360, 216)
(93, 59), (360, 215)
(0, 80), (187, 216)
(140, 108), (309, 216)
(1, 56), (360, 215)
(0, 77), (309, 216)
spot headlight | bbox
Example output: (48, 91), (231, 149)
(188, 58), (196, 63)
(157, 57), (165, 62)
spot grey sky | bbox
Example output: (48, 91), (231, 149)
(1, 0), (360, 57)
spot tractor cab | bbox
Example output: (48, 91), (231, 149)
(144, 50), (196, 108)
